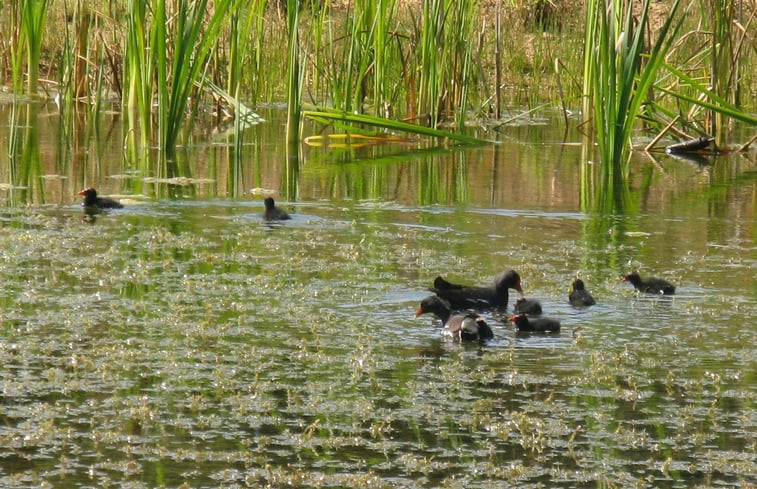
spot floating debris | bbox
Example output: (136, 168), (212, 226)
(665, 136), (713, 154)
(142, 177), (216, 185)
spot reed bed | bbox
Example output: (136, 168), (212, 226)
(8, 0), (49, 94)
(583, 0), (684, 174)
(0, 1), (754, 156)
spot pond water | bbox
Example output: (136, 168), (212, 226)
(0, 103), (755, 488)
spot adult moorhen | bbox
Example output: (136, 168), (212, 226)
(513, 297), (542, 315)
(79, 187), (123, 209)
(415, 296), (493, 341)
(569, 279), (596, 306)
(510, 314), (561, 333)
(263, 197), (291, 221)
(623, 272), (675, 295)
(429, 269), (522, 310)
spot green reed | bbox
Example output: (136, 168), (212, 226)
(344, 0), (398, 113)
(622, 1), (756, 151)
(582, 0), (683, 172)
(9, 0), (48, 94)
(123, 0), (153, 153)
(371, 0), (398, 115)
(710, 0), (734, 148)
(228, 0), (267, 106)
(302, 0), (479, 128)
(416, 0), (479, 128)
(163, 0), (236, 156)
(286, 0), (303, 147)
(310, 0), (383, 113)
(417, 0), (444, 127)
(122, 0), (237, 157)
(304, 107), (490, 145)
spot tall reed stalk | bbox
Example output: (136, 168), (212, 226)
(10, 0), (48, 94)
(123, 0), (237, 157)
(228, 0), (267, 106)
(286, 0), (303, 147)
(371, 0), (398, 116)
(416, 0), (479, 127)
(163, 0), (236, 156)
(582, 0), (682, 171)
(123, 0), (153, 153)
(417, 0), (445, 127)
(710, 0), (735, 148)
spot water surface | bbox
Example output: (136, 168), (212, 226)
(0, 104), (755, 488)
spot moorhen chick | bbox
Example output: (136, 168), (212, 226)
(415, 296), (493, 341)
(429, 269), (522, 310)
(510, 314), (561, 333)
(79, 187), (123, 209)
(569, 279), (596, 306)
(513, 297), (542, 315)
(263, 197), (291, 221)
(623, 272), (675, 295)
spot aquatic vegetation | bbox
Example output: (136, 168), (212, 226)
(0, 89), (756, 489)
(304, 107), (491, 145)
(286, 0), (303, 148)
(4, 184), (756, 485)
(8, 0), (49, 94)
(122, 0), (237, 157)
(582, 0), (684, 175)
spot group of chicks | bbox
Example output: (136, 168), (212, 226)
(415, 268), (675, 341)
(77, 188), (675, 344)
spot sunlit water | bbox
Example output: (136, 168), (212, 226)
(0, 104), (755, 488)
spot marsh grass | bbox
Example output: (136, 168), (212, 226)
(121, 0), (237, 157)
(581, 0), (755, 164)
(303, 107), (491, 145)
(163, 0), (237, 155)
(710, 0), (736, 149)
(123, 0), (153, 153)
(650, 1), (757, 149)
(415, 0), (480, 128)
(8, 0), (49, 94)
(0, 0), (753, 163)
(286, 0), (303, 147)
(227, 0), (267, 108)
(582, 0), (683, 200)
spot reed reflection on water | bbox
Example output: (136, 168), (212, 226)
(0, 103), (754, 488)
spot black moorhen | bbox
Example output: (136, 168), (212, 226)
(263, 197), (291, 221)
(79, 187), (123, 209)
(513, 297), (542, 315)
(569, 279), (596, 306)
(415, 296), (493, 341)
(429, 269), (522, 310)
(623, 272), (675, 295)
(510, 314), (561, 333)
